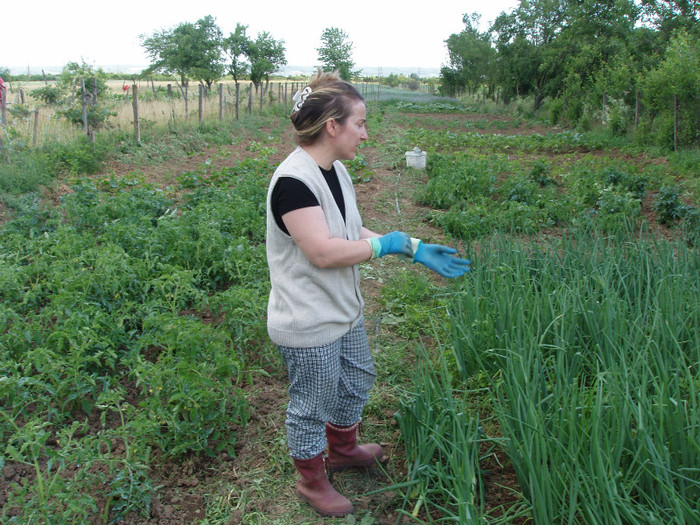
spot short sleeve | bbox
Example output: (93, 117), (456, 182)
(270, 177), (320, 234)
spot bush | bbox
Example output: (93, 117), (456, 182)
(41, 136), (110, 175)
(31, 85), (62, 105)
(654, 185), (685, 224)
(549, 98), (564, 125)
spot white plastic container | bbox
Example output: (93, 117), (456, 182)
(405, 147), (427, 169)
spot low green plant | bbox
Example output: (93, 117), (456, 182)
(377, 271), (445, 338)
(0, 151), (55, 194)
(418, 152), (500, 209)
(394, 347), (486, 523)
(133, 312), (250, 457)
(346, 152), (374, 183)
(0, 146), (271, 522)
(41, 136), (110, 175)
(444, 229), (699, 522)
(654, 185), (687, 224)
(2, 418), (98, 523)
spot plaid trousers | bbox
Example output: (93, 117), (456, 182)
(277, 319), (376, 460)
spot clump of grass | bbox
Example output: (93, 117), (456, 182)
(443, 228), (699, 522)
(394, 345), (486, 523)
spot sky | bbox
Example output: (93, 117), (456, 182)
(6, 0), (520, 76)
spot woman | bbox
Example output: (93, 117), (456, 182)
(266, 71), (470, 517)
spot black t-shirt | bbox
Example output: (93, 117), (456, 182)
(270, 165), (346, 235)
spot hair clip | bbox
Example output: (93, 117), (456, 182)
(292, 86), (312, 112)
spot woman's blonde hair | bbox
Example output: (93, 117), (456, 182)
(290, 70), (364, 145)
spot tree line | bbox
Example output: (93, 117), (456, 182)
(440, 0), (699, 149)
(139, 16), (357, 92)
(0, 18), (358, 140)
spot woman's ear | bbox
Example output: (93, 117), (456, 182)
(325, 118), (339, 137)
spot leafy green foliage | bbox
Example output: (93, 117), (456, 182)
(55, 61), (116, 132)
(378, 272), (446, 339)
(442, 1), (700, 149)
(248, 31), (287, 89)
(317, 27), (357, 81)
(411, 137), (680, 240)
(345, 152), (373, 183)
(140, 15), (225, 88)
(642, 30), (700, 148)
(31, 84), (62, 105)
(134, 313), (249, 457)
(440, 13), (495, 97)
(654, 185), (700, 244)
(0, 154), (270, 521)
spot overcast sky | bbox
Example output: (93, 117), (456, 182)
(6, 0), (519, 75)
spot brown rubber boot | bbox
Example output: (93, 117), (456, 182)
(325, 422), (385, 472)
(293, 453), (354, 517)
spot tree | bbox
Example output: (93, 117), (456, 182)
(440, 13), (494, 96)
(140, 15), (224, 89)
(317, 28), (358, 81)
(552, 0), (640, 100)
(49, 61), (115, 135)
(188, 16), (225, 89)
(642, 29), (700, 147)
(490, 0), (568, 109)
(223, 23), (252, 86)
(248, 32), (286, 91)
(640, 0), (700, 40)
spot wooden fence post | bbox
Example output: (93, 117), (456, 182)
(33, 109), (39, 146)
(167, 84), (175, 124)
(132, 83), (140, 143)
(248, 84), (253, 115)
(80, 78), (90, 139)
(219, 83), (224, 121)
(198, 84), (204, 124)
(185, 81), (189, 120)
(80, 79), (88, 134)
(602, 91), (607, 123)
(235, 83), (240, 121)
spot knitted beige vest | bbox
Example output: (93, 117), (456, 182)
(266, 147), (364, 348)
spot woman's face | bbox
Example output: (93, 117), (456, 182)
(332, 100), (368, 161)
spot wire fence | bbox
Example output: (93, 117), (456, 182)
(0, 78), (400, 149)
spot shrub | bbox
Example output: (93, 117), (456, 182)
(654, 185), (685, 224)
